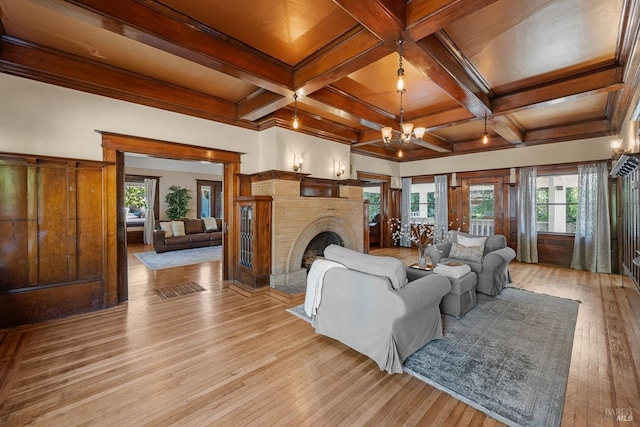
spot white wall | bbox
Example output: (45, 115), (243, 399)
(399, 136), (614, 177)
(0, 73), (260, 172)
(125, 164), (222, 221)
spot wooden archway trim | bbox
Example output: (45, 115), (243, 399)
(100, 131), (240, 304)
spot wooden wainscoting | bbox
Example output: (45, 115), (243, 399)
(0, 153), (112, 328)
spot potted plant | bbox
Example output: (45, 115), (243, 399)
(165, 185), (192, 220)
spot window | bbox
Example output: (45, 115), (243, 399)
(410, 183), (435, 223)
(536, 174), (578, 233)
(124, 175), (159, 226)
(363, 186), (380, 222)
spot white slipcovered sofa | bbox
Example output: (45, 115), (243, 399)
(305, 245), (451, 374)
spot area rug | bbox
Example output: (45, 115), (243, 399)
(134, 246), (222, 270)
(286, 287), (579, 427)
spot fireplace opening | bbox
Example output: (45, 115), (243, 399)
(301, 231), (344, 270)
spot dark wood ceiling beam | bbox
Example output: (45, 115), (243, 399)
(493, 66), (624, 114)
(410, 105), (475, 130)
(352, 144), (403, 160)
(405, 0), (500, 41)
(31, 0), (293, 94)
(490, 115), (525, 144)
(294, 32), (390, 94)
(0, 38), (241, 124)
(258, 109), (360, 144)
(237, 90), (287, 121)
(307, 86), (396, 128)
(524, 120), (611, 144)
(333, 0), (405, 43)
(610, 0), (640, 131)
(406, 36), (492, 117)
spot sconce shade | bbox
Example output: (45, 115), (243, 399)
(381, 127), (393, 142)
(413, 127), (426, 139)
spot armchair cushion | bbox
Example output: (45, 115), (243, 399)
(449, 242), (484, 263)
(324, 244), (408, 290)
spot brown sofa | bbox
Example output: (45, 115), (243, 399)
(153, 218), (222, 253)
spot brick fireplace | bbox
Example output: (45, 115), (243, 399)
(249, 171), (364, 290)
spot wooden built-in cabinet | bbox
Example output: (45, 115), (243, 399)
(234, 196), (272, 288)
(0, 154), (110, 328)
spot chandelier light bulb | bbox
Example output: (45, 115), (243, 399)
(397, 74), (405, 92)
(293, 116), (299, 129)
(482, 132), (489, 144)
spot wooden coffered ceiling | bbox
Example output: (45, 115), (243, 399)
(1, 0), (639, 161)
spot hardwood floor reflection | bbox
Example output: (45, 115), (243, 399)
(127, 243), (223, 300)
(0, 246), (638, 426)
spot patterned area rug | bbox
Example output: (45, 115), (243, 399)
(135, 246), (222, 270)
(287, 287), (579, 427)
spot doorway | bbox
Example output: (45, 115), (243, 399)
(101, 132), (241, 304)
(460, 177), (505, 236)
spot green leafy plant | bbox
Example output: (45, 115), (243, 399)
(165, 185), (192, 220)
(125, 184), (147, 209)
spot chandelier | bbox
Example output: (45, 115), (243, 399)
(381, 40), (426, 147)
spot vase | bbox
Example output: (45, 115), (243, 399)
(417, 245), (428, 268)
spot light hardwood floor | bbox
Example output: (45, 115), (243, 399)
(1, 244), (639, 426)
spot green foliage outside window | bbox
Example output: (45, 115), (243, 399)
(536, 188), (549, 222)
(411, 192), (435, 218)
(471, 190), (494, 219)
(566, 187), (578, 224)
(364, 191), (380, 222)
(125, 184), (147, 209)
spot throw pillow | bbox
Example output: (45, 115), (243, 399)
(457, 234), (487, 248)
(202, 217), (218, 231)
(159, 222), (173, 238)
(449, 242), (484, 263)
(171, 220), (186, 237)
(184, 219), (204, 234)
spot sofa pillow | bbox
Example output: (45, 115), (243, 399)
(457, 234), (487, 248)
(171, 220), (186, 237)
(323, 244), (408, 290)
(449, 242), (484, 263)
(159, 222), (173, 238)
(202, 217), (218, 231)
(184, 219), (204, 234)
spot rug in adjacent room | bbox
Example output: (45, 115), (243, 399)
(135, 246), (222, 270)
(403, 288), (579, 427)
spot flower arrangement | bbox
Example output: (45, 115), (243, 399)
(390, 218), (434, 267)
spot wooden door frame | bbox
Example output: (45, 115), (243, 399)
(196, 179), (222, 219)
(459, 176), (505, 235)
(358, 171), (392, 247)
(101, 132), (241, 303)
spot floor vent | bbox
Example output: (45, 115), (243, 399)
(149, 282), (206, 300)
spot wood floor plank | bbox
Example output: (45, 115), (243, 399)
(0, 244), (638, 425)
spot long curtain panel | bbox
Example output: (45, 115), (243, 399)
(516, 167), (538, 263)
(571, 163), (611, 273)
(143, 178), (157, 245)
(434, 175), (448, 243)
(400, 177), (412, 247)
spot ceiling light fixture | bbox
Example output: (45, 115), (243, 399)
(292, 93), (299, 129)
(481, 115), (489, 144)
(381, 40), (426, 151)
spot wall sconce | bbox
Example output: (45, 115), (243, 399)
(293, 154), (304, 171)
(450, 172), (458, 188)
(611, 138), (623, 156)
(336, 161), (346, 177)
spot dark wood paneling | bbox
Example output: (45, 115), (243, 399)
(76, 167), (105, 280)
(537, 233), (574, 267)
(37, 162), (70, 284)
(0, 153), (108, 328)
(0, 280), (104, 329)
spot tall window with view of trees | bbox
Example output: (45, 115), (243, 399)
(364, 189), (380, 222)
(536, 175), (578, 233)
